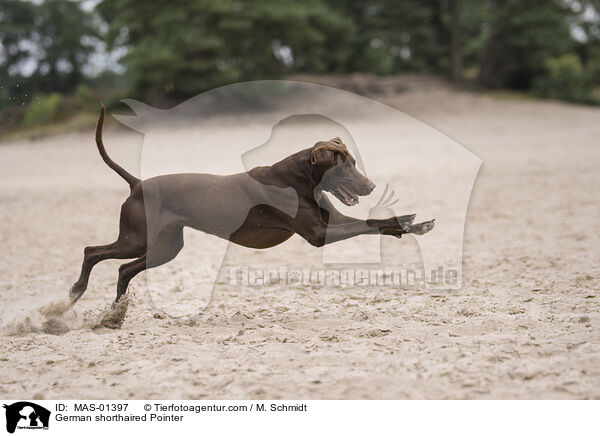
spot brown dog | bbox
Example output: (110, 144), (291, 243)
(70, 106), (434, 305)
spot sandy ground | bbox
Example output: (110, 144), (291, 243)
(1, 75), (599, 399)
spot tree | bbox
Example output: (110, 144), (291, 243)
(478, 0), (573, 89)
(33, 0), (99, 93)
(450, 0), (463, 79)
(97, 0), (353, 102)
(0, 0), (99, 108)
(0, 0), (37, 107)
(327, 0), (451, 74)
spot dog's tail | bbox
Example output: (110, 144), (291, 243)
(95, 104), (140, 189)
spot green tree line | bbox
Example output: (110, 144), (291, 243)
(2, 0), (600, 110)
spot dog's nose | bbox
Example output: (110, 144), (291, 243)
(367, 181), (376, 193)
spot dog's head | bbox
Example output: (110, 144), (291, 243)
(310, 137), (375, 206)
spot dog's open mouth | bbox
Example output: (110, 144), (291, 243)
(334, 184), (359, 206)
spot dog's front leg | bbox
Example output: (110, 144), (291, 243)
(303, 221), (380, 246)
(296, 217), (432, 247)
(317, 194), (417, 228)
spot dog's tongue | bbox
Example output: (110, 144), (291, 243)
(338, 185), (358, 204)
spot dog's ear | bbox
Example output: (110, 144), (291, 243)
(311, 139), (348, 165)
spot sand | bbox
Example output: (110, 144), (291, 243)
(0, 75), (599, 399)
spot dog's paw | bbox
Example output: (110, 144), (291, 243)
(68, 286), (84, 304)
(408, 219), (435, 235)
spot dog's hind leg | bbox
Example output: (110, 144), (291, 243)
(113, 225), (184, 303)
(70, 194), (148, 303)
(70, 237), (146, 303)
